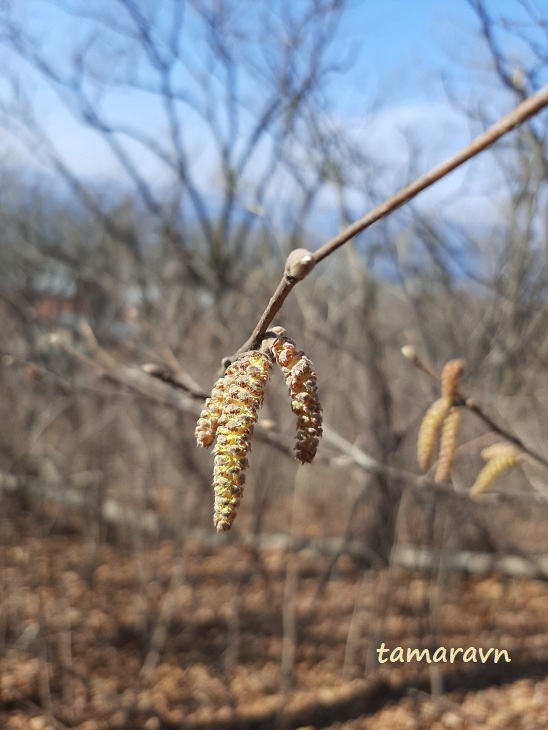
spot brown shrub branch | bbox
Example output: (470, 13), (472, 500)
(239, 85), (548, 355)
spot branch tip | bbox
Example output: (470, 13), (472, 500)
(284, 248), (315, 281)
(142, 363), (161, 376)
(401, 345), (418, 363)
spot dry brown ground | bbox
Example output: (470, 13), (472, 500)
(1, 509), (548, 730)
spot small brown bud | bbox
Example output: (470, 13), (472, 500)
(285, 249), (315, 281)
(401, 345), (418, 363)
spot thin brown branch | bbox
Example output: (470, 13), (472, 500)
(240, 276), (298, 353)
(48, 329), (195, 411)
(142, 363), (209, 400)
(21, 336), (548, 507)
(241, 85), (548, 354)
(461, 399), (548, 469)
(321, 423), (434, 488)
(312, 84), (548, 265)
(52, 326), (458, 491)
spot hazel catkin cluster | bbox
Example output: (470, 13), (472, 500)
(196, 351), (272, 532)
(196, 331), (323, 531)
(409, 351), (527, 496)
(417, 359), (465, 483)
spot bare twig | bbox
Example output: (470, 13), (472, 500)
(49, 329), (196, 411)
(142, 363), (208, 400)
(460, 400), (548, 469)
(313, 85), (548, 265)
(52, 323), (547, 503)
(241, 85), (548, 354)
(52, 324), (461, 492)
(321, 423), (434, 488)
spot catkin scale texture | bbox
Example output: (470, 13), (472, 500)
(440, 359), (465, 400)
(470, 453), (519, 496)
(470, 442), (522, 497)
(417, 397), (453, 471)
(211, 351), (272, 531)
(480, 443), (519, 461)
(271, 336), (322, 464)
(434, 407), (461, 483)
(195, 378), (227, 448)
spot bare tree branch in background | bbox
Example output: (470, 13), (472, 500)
(0, 0), (547, 562)
(0, 0), (351, 295)
(237, 86), (548, 355)
(2, 6), (548, 723)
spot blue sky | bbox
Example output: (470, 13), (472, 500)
(0, 0), (544, 238)
(338, 0), (452, 106)
(0, 1), (514, 168)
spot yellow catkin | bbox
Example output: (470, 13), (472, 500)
(434, 406), (461, 483)
(270, 335), (322, 464)
(195, 377), (227, 448)
(470, 452), (520, 497)
(211, 351), (272, 531)
(480, 442), (520, 461)
(417, 396), (453, 471)
(440, 359), (465, 400)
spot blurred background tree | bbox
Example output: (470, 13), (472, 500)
(0, 0), (546, 551)
(0, 2), (547, 722)
(0, 0), (548, 727)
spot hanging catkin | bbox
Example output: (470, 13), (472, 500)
(470, 442), (522, 497)
(417, 397), (453, 471)
(270, 335), (322, 464)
